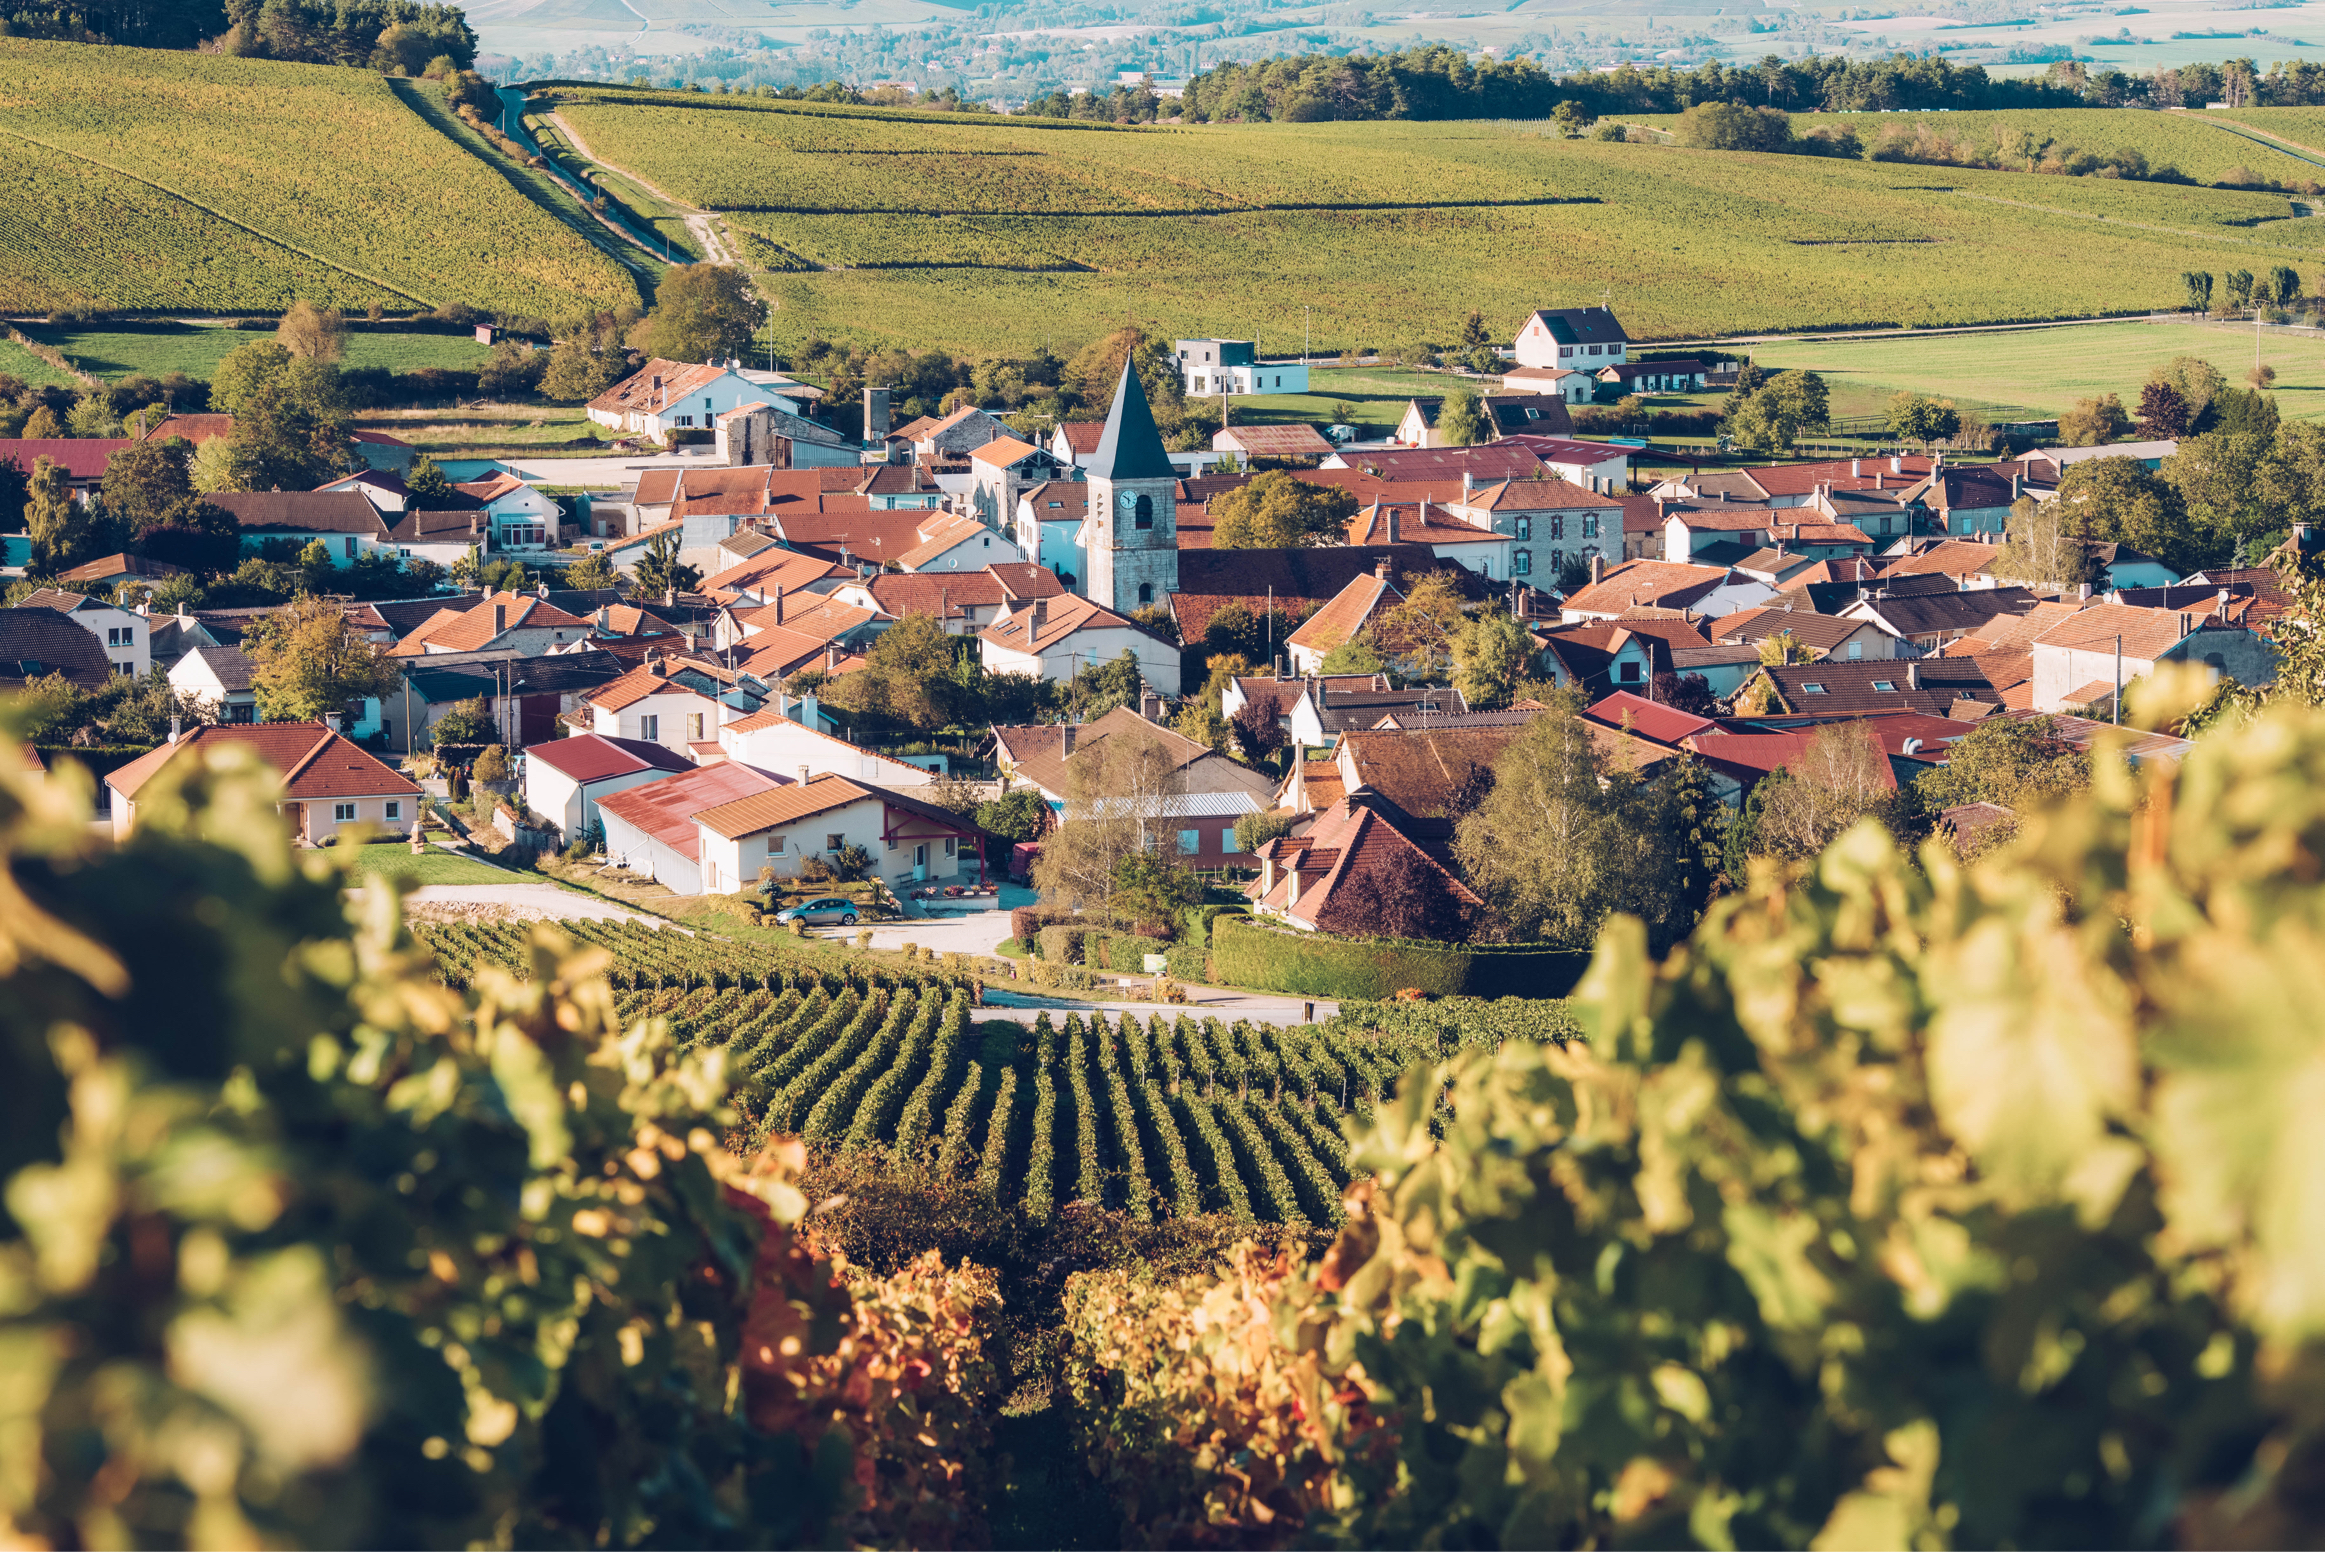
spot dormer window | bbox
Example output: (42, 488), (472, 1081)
(1801, 683), (1827, 695)
(1872, 681), (1897, 693)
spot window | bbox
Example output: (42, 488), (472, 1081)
(1194, 377), (1208, 394)
(1801, 683), (1827, 695)
(385, 801), (401, 821)
(1872, 680), (1897, 693)
(914, 843), (928, 868)
(1582, 514), (1600, 539)
(704, 396), (713, 411)
(1514, 549), (1532, 575)
(1222, 826), (1235, 853)
(1618, 661), (1641, 683)
(1847, 641), (1863, 660)
(1138, 582), (1153, 603)
(1550, 514), (1565, 541)
(1274, 375), (1281, 388)
(106, 626), (128, 646)
(1515, 516), (1531, 541)
(333, 803), (357, 822)
(640, 714), (659, 741)
(1588, 345), (1602, 356)
(675, 415), (693, 427)
(886, 835), (898, 851)
(1178, 828), (1201, 854)
(1133, 493), (1154, 529)
(943, 837), (955, 856)
(1525, 407), (1539, 420)
(687, 712), (704, 741)
(1558, 346), (1573, 359)
(1879, 514), (1893, 534)
(826, 834), (844, 852)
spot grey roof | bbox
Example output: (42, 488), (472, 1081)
(178, 644), (255, 692)
(204, 490), (389, 536)
(0, 607), (112, 689)
(1854, 587), (2039, 637)
(1529, 307), (1630, 347)
(1086, 358), (1176, 482)
(1762, 658), (2000, 716)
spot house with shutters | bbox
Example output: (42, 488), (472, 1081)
(586, 358), (814, 440)
(2027, 604), (2278, 714)
(991, 706), (1271, 864)
(105, 721), (418, 843)
(14, 586), (148, 676)
(579, 655), (773, 759)
(1444, 478), (1624, 580)
(1512, 306), (1629, 370)
(1559, 558), (1776, 622)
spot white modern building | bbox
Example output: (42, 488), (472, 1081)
(1175, 339), (1310, 397)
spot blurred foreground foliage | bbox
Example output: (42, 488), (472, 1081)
(0, 736), (995, 1548)
(1063, 669), (2325, 1548)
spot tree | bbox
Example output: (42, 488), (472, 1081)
(1318, 631), (1387, 675)
(1373, 569), (1471, 679)
(241, 594), (405, 723)
(2149, 354), (2223, 426)
(210, 340), (297, 417)
(1233, 808), (1293, 854)
(1109, 849), (1201, 930)
(1650, 670), (1719, 716)
(1172, 697), (1231, 753)
(1448, 606), (1532, 710)
(973, 786), (1050, 844)
(824, 612), (961, 731)
(1756, 629), (1813, 666)
(2055, 454), (2194, 572)
(2268, 263), (2302, 306)
(65, 391), (121, 439)
(189, 435), (235, 494)
(628, 265), (768, 366)
(430, 695), (493, 746)
(1029, 724), (1188, 909)
(2226, 267), (2256, 310)
(1672, 100), (1791, 151)
(1744, 721), (1918, 863)
(564, 550), (618, 590)
(26, 456), (101, 575)
(1435, 390), (1488, 447)
(1913, 713), (2088, 830)
(539, 332), (626, 403)
(20, 405), (61, 439)
(406, 455), (453, 505)
(2057, 391), (2132, 447)
(275, 299), (346, 363)
(0, 455), (27, 535)
(1332, 845), (1475, 941)
(2160, 431), (2270, 565)
(1459, 309), (1490, 348)
(1993, 493), (2093, 590)
(1885, 392), (1960, 449)
(1451, 692), (1709, 949)
(1723, 369), (1829, 453)
(1551, 99), (1592, 137)
(1228, 697), (1288, 767)
(1209, 471), (1358, 548)
(2183, 269), (2215, 313)
(1066, 649), (1145, 721)
(2137, 380), (2191, 440)
(99, 437), (195, 533)
(634, 527), (701, 597)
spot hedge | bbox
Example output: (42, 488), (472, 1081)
(1180, 903), (1247, 944)
(1209, 915), (1591, 1001)
(1163, 942), (1210, 984)
(1038, 924), (1093, 965)
(1098, 933), (1170, 972)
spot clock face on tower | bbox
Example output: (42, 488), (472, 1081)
(1117, 489), (1155, 530)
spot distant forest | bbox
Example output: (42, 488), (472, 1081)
(0, 0), (473, 66)
(1015, 47), (2325, 124)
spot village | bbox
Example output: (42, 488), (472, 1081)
(0, 301), (2288, 979)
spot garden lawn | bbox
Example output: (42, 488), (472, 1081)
(344, 842), (531, 885)
(20, 319), (495, 383)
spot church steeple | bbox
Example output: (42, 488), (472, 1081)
(1083, 354), (1179, 618)
(1088, 357), (1176, 482)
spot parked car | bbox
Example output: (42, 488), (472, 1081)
(775, 896), (858, 926)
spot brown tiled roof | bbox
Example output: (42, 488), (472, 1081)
(693, 773), (876, 840)
(1218, 423), (1336, 458)
(980, 594), (1165, 655)
(2031, 603), (2223, 660)
(1759, 658), (2001, 716)
(1020, 481), (1088, 521)
(587, 358), (730, 417)
(0, 438), (131, 480)
(1943, 600), (2090, 655)
(1711, 608), (1869, 652)
(107, 722), (418, 802)
(1580, 690), (1717, 746)
(386, 592), (589, 656)
(1466, 478), (1624, 512)
(1333, 444), (1547, 483)
(139, 414), (235, 446)
(991, 705), (1214, 795)
(1168, 545), (1465, 643)
(864, 571), (1003, 621)
(1686, 727), (1899, 788)
(1560, 560), (1732, 615)
(1055, 421), (1105, 454)
(205, 490), (389, 537)
(701, 547), (851, 601)
(1249, 794), (1481, 932)
(968, 436), (1044, 468)
(1336, 726), (1515, 816)
(985, 562), (1065, 600)
(893, 513), (996, 569)
(1345, 502), (1503, 547)
(1884, 540), (2002, 580)
(1286, 571), (1400, 652)
(0, 606), (113, 689)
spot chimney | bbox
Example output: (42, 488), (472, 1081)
(664, 587), (676, 606)
(774, 590), (784, 625)
(136, 598), (148, 617)
(2078, 582), (2092, 602)
(493, 603), (506, 636)
(168, 715), (181, 744)
(1384, 505), (1398, 545)
(595, 605), (609, 630)
(799, 765), (810, 786)
(864, 385), (892, 443)
(1031, 597), (1048, 631)
(826, 641), (840, 670)
(1375, 556), (1392, 581)
(2180, 611), (2193, 639)
(1890, 455), (1902, 473)
(801, 692), (819, 726)
(176, 602), (187, 621)
(1907, 662), (1919, 690)
(1461, 470), (1474, 496)
(325, 711), (343, 733)
(2011, 472), (2023, 500)
(1852, 457), (1863, 477)
(1589, 554), (1605, 586)
(1061, 726), (1076, 756)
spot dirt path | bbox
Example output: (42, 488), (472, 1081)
(548, 110), (735, 265)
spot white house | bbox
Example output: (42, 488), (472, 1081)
(715, 705), (940, 786)
(452, 473), (564, 553)
(595, 762), (787, 895)
(688, 774), (979, 897)
(17, 587), (148, 676)
(978, 593), (1182, 698)
(893, 511), (1027, 573)
(522, 732), (694, 841)
(169, 644), (257, 722)
(1015, 481), (1089, 585)
(2028, 605), (2278, 714)
(586, 358), (816, 440)
(1501, 366), (1596, 404)
(1174, 339), (1309, 397)
(1513, 306), (1629, 371)
(580, 657), (772, 758)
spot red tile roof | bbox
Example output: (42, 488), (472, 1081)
(1287, 570), (1400, 652)
(524, 732), (693, 783)
(1582, 691), (1718, 746)
(107, 723), (418, 803)
(0, 438), (131, 481)
(596, 762), (785, 860)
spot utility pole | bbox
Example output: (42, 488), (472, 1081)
(2113, 633), (2123, 726)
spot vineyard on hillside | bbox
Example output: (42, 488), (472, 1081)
(410, 919), (1526, 1226)
(0, 39), (640, 316)
(544, 86), (2324, 353)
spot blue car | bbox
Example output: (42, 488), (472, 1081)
(775, 896), (858, 926)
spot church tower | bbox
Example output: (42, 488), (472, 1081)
(1083, 357), (1180, 615)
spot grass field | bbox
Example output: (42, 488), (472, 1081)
(0, 38), (641, 317)
(1743, 318), (2325, 422)
(352, 403), (611, 457)
(344, 842), (530, 886)
(0, 338), (80, 390)
(20, 319), (494, 382)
